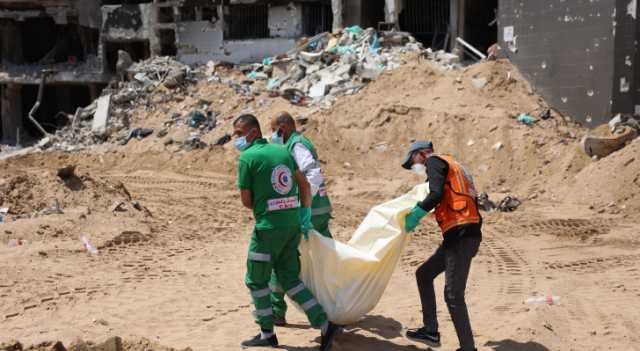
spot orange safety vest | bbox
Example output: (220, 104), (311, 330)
(431, 155), (481, 234)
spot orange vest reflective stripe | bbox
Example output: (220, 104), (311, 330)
(431, 155), (481, 234)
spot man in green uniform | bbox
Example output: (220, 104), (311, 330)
(268, 111), (333, 326)
(233, 114), (338, 350)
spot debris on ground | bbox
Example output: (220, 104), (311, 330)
(517, 113), (536, 125)
(47, 57), (194, 152)
(477, 192), (496, 212)
(81, 235), (99, 255)
(476, 193), (521, 212)
(209, 28), (442, 108)
(497, 195), (522, 212)
(581, 114), (639, 158)
(119, 128), (154, 145)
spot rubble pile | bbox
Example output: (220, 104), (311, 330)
(48, 57), (193, 152)
(39, 29), (459, 152)
(220, 26), (448, 107)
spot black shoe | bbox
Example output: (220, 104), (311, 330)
(406, 327), (441, 347)
(320, 322), (340, 351)
(274, 315), (287, 327)
(455, 349), (477, 351)
(240, 334), (279, 348)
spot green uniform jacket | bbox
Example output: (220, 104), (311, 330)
(285, 132), (332, 217)
(237, 138), (300, 230)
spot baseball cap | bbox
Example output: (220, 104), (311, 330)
(401, 140), (433, 169)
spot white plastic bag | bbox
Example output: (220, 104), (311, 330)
(299, 183), (429, 325)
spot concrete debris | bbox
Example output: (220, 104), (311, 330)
(119, 128), (154, 145)
(232, 28), (437, 107)
(477, 193), (522, 212)
(40, 199), (64, 216)
(47, 57), (196, 152)
(471, 77), (488, 89)
(582, 126), (638, 158)
(497, 195), (522, 212)
(182, 133), (208, 151)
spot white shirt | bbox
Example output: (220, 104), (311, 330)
(292, 143), (325, 196)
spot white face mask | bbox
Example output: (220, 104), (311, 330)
(411, 163), (426, 175)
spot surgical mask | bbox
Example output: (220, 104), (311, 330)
(234, 136), (250, 151)
(411, 163), (426, 175)
(270, 131), (284, 145)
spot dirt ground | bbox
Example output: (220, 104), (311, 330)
(1, 58), (640, 351)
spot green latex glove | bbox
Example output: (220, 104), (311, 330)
(404, 203), (428, 232)
(299, 207), (313, 240)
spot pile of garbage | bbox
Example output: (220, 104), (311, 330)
(48, 56), (193, 152)
(225, 27), (443, 107)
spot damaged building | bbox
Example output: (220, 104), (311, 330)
(2, 0), (632, 146)
(498, 0), (640, 126)
(0, 0), (337, 145)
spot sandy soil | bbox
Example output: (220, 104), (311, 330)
(1, 58), (639, 351)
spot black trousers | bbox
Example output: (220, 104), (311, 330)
(416, 233), (481, 351)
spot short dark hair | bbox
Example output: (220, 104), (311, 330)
(234, 114), (262, 133)
(275, 111), (296, 128)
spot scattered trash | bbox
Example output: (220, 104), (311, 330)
(477, 192), (496, 212)
(497, 195), (521, 212)
(111, 202), (127, 212)
(477, 193), (520, 212)
(214, 133), (232, 146)
(493, 142), (504, 151)
(8, 239), (26, 247)
(517, 113), (537, 125)
(471, 77), (488, 89)
(119, 128), (154, 145)
(526, 295), (560, 305)
(40, 199), (64, 216)
(0, 207), (8, 224)
(182, 133), (208, 151)
(539, 109), (552, 120)
(81, 235), (99, 255)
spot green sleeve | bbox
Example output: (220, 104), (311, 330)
(237, 159), (252, 189)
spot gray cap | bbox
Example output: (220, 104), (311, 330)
(401, 140), (433, 169)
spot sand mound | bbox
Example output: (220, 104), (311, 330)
(1, 337), (191, 351)
(0, 167), (133, 217)
(301, 59), (586, 200)
(567, 137), (640, 214)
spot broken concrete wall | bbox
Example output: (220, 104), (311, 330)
(611, 0), (638, 117)
(499, 0), (636, 126)
(176, 20), (223, 64)
(176, 3), (300, 64)
(0, 84), (22, 144)
(102, 3), (153, 42)
(76, 0), (101, 29)
(268, 3), (302, 38)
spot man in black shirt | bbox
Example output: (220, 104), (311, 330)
(401, 140), (482, 351)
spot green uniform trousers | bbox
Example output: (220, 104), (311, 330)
(270, 214), (332, 319)
(245, 226), (328, 331)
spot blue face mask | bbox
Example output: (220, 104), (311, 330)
(270, 130), (284, 145)
(234, 129), (255, 151)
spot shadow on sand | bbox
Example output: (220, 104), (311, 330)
(485, 339), (551, 351)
